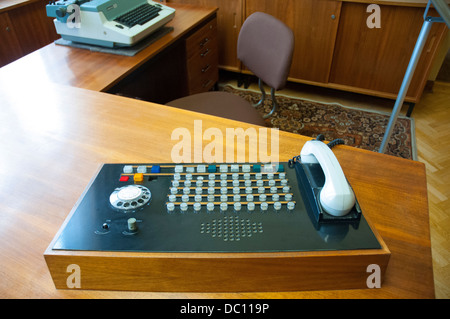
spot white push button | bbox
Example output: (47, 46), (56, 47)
(274, 202), (282, 210)
(261, 202), (268, 211)
(174, 165), (183, 173)
(123, 165), (133, 174)
(127, 218), (138, 231)
(137, 166), (147, 173)
(220, 202), (228, 211)
(186, 166), (195, 173)
(197, 165), (206, 173)
(166, 202), (175, 212)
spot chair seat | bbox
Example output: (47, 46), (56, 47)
(166, 91), (267, 126)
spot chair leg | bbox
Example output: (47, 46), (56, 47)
(253, 78), (266, 107)
(263, 88), (277, 119)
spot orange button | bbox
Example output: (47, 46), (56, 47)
(134, 173), (144, 183)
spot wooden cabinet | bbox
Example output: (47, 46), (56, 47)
(0, 11), (24, 67)
(167, 0), (243, 71)
(245, 0), (341, 84)
(107, 15), (218, 103)
(329, 2), (447, 102)
(168, 0), (447, 103)
(0, 0), (59, 68)
(185, 17), (219, 94)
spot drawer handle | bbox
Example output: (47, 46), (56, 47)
(201, 64), (211, 73)
(200, 48), (210, 57)
(202, 79), (213, 88)
(200, 38), (210, 47)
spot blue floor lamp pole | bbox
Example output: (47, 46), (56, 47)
(379, 0), (450, 154)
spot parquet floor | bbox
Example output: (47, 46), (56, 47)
(413, 82), (450, 299)
(220, 72), (450, 298)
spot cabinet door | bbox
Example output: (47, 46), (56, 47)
(245, 0), (342, 83)
(7, 0), (59, 56)
(329, 2), (447, 102)
(167, 0), (243, 71)
(0, 12), (23, 68)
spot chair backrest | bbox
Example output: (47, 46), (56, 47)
(237, 12), (294, 91)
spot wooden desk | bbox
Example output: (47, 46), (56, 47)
(0, 2), (434, 299)
(0, 3), (218, 93)
(0, 74), (434, 298)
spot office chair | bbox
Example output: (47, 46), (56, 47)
(166, 12), (294, 126)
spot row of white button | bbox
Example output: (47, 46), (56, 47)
(172, 179), (288, 188)
(168, 193), (293, 203)
(175, 164), (254, 173)
(166, 201), (295, 212)
(173, 172), (286, 181)
(170, 185), (291, 195)
(123, 165), (148, 174)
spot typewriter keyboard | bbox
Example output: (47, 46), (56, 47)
(114, 3), (162, 28)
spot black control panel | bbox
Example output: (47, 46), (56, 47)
(52, 163), (381, 253)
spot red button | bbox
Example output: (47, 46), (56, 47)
(119, 176), (129, 182)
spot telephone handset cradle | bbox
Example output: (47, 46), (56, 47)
(294, 139), (361, 224)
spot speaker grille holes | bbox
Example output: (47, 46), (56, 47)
(200, 217), (263, 241)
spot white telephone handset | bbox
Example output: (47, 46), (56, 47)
(300, 140), (355, 217)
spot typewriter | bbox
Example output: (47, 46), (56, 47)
(46, 0), (176, 48)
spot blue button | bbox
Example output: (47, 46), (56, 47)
(208, 165), (217, 173)
(253, 165), (261, 172)
(151, 165), (161, 173)
(277, 164), (284, 172)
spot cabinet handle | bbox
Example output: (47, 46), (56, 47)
(200, 38), (209, 47)
(5, 26), (10, 32)
(202, 79), (213, 88)
(202, 64), (211, 73)
(200, 48), (210, 57)
(331, 14), (336, 20)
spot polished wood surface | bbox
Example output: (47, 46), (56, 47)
(0, 74), (433, 297)
(0, 2), (435, 298)
(0, 3), (218, 92)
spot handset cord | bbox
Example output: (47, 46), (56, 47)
(288, 135), (345, 167)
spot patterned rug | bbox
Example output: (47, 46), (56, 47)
(221, 85), (416, 160)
